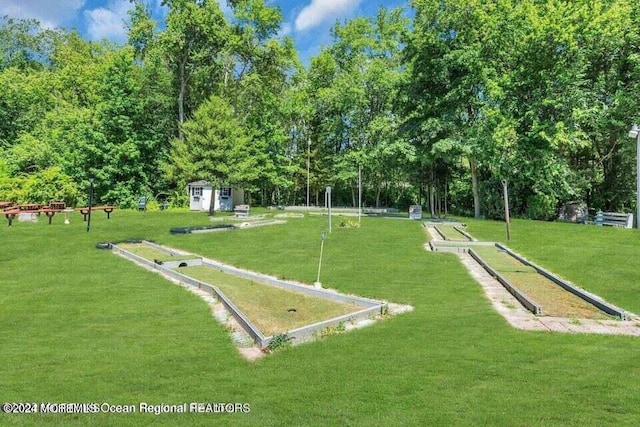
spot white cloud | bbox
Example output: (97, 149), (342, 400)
(294, 0), (362, 32)
(84, 0), (133, 42)
(278, 22), (292, 37)
(0, 0), (86, 29)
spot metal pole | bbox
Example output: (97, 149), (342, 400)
(314, 232), (326, 288)
(86, 177), (94, 233)
(327, 187), (332, 233)
(307, 138), (310, 209)
(502, 179), (511, 241)
(637, 134), (640, 228)
(358, 164), (362, 224)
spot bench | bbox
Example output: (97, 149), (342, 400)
(17, 203), (42, 211)
(234, 204), (250, 218)
(4, 206), (67, 226)
(78, 205), (117, 221)
(595, 211), (633, 228)
(0, 201), (15, 210)
(49, 201), (66, 210)
(363, 207), (399, 215)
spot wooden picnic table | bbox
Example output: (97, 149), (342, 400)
(49, 201), (66, 210)
(78, 205), (117, 221)
(0, 201), (15, 210)
(18, 203), (42, 211)
(3, 202), (70, 226)
(4, 207), (67, 226)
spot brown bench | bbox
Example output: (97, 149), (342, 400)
(78, 205), (117, 221)
(17, 203), (42, 211)
(48, 201), (66, 210)
(3, 202), (71, 226)
(4, 208), (64, 226)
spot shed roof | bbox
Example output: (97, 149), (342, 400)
(187, 180), (211, 187)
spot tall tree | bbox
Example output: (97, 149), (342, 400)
(223, 0), (300, 205)
(164, 95), (256, 214)
(308, 7), (412, 207)
(159, 0), (229, 139)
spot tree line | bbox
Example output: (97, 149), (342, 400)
(1, 0), (639, 219)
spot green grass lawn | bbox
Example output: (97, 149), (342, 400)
(2, 210), (640, 426)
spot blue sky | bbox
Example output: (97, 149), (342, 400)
(0, 0), (410, 64)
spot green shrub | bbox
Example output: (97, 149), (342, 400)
(18, 166), (80, 205)
(526, 193), (557, 221)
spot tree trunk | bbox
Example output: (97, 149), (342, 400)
(178, 59), (187, 141)
(470, 160), (481, 218)
(429, 166), (435, 217)
(208, 184), (216, 216)
(429, 186), (435, 217)
(444, 177), (448, 216)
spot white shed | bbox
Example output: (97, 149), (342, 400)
(187, 180), (244, 212)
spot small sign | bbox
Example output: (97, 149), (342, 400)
(409, 205), (422, 220)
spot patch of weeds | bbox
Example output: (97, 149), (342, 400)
(319, 322), (346, 338)
(339, 220), (360, 229)
(266, 333), (292, 352)
(569, 318), (582, 326)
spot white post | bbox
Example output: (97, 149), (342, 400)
(637, 133), (640, 228)
(307, 138), (310, 209)
(358, 164), (362, 224)
(629, 125), (640, 228)
(326, 186), (332, 233)
(502, 179), (511, 241)
(314, 231), (326, 288)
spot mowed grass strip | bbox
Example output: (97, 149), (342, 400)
(472, 246), (609, 319)
(117, 242), (195, 262)
(436, 224), (470, 241)
(178, 265), (363, 335)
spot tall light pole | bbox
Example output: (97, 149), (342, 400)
(358, 163), (362, 225)
(325, 186), (332, 233)
(306, 138), (310, 209)
(628, 125), (640, 228)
